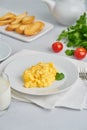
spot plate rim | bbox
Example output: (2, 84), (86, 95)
(3, 53), (79, 96)
(0, 41), (12, 62)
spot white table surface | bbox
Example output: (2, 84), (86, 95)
(0, 0), (87, 130)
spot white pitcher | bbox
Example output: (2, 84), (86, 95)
(42, 0), (86, 26)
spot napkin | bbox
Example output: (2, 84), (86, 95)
(0, 49), (87, 110)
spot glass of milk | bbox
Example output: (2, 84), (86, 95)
(0, 76), (11, 116)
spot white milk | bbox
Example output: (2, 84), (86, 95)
(0, 77), (11, 110)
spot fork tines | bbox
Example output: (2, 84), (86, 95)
(79, 67), (87, 80)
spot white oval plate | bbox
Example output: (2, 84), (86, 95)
(4, 53), (78, 95)
(0, 41), (12, 61)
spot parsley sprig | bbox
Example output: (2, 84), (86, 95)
(55, 72), (65, 80)
(57, 12), (87, 55)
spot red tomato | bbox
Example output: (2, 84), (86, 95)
(52, 42), (63, 52)
(74, 47), (87, 59)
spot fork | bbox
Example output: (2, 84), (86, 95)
(79, 67), (87, 80)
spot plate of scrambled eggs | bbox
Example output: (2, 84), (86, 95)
(3, 53), (78, 95)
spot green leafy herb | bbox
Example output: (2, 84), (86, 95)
(57, 30), (68, 41)
(65, 49), (74, 56)
(55, 72), (65, 80)
(57, 12), (87, 53)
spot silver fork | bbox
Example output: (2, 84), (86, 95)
(79, 67), (87, 80)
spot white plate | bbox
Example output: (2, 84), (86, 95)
(0, 41), (12, 61)
(3, 53), (79, 95)
(0, 8), (54, 42)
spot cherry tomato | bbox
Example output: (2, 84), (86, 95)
(74, 47), (87, 59)
(52, 42), (63, 52)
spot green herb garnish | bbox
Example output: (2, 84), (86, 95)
(57, 12), (87, 55)
(55, 72), (65, 80)
(65, 49), (74, 56)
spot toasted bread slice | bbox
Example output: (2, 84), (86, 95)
(24, 21), (45, 36)
(0, 18), (15, 26)
(16, 12), (28, 19)
(0, 12), (16, 21)
(10, 12), (28, 25)
(22, 16), (35, 24)
(10, 18), (22, 25)
(5, 24), (20, 31)
(15, 24), (27, 34)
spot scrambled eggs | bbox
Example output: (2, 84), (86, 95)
(22, 62), (57, 88)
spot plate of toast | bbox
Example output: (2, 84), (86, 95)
(0, 8), (53, 42)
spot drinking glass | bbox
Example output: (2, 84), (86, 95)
(0, 75), (11, 116)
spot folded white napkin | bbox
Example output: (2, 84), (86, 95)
(0, 49), (87, 110)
